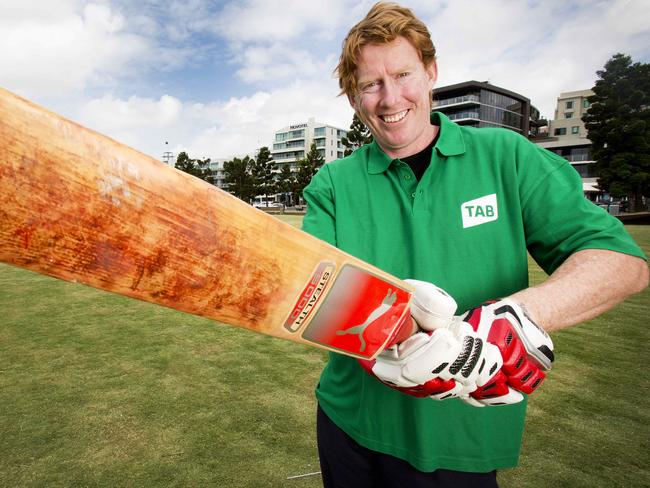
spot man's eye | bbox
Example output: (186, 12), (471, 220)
(362, 82), (380, 93)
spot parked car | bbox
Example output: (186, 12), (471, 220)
(254, 202), (284, 209)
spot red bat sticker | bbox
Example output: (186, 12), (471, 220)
(300, 264), (410, 358)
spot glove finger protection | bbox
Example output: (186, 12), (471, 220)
(462, 299), (555, 405)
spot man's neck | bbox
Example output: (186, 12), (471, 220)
(382, 124), (439, 160)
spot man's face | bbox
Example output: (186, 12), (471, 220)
(349, 37), (437, 159)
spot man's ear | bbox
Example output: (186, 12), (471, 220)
(347, 92), (358, 112)
(426, 60), (438, 90)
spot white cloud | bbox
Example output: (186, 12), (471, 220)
(235, 43), (337, 84)
(424, 0), (650, 117)
(0, 2), (151, 98)
(211, 0), (361, 89)
(77, 77), (353, 160)
(214, 0), (348, 44)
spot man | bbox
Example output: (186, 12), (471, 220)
(302, 2), (648, 487)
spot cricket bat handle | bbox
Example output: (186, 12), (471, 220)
(392, 281), (459, 344)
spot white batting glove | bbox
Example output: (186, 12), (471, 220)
(359, 280), (507, 406)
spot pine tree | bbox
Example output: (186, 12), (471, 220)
(293, 143), (324, 203)
(275, 163), (295, 205)
(342, 113), (373, 156)
(175, 152), (214, 184)
(223, 156), (255, 202)
(583, 53), (650, 211)
(250, 146), (276, 205)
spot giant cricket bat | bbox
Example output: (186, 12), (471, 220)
(0, 87), (415, 359)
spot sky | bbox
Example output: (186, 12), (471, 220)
(2, 0), (649, 162)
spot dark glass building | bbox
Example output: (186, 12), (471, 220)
(432, 81), (545, 138)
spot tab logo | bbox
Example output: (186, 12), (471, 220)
(461, 193), (498, 228)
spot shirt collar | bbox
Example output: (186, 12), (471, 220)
(367, 111), (467, 174)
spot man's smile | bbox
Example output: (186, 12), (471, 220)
(380, 109), (409, 123)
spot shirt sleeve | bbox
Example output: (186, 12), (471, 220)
(302, 165), (337, 247)
(518, 142), (646, 274)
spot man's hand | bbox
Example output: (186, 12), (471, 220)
(359, 325), (507, 405)
(461, 299), (554, 404)
(358, 280), (555, 406)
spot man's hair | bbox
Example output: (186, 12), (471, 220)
(335, 2), (436, 97)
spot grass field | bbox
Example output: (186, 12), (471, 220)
(0, 219), (648, 487)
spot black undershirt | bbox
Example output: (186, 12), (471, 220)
(401, 126), (440, 182)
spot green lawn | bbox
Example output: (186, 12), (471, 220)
(0, 220), (648, 487)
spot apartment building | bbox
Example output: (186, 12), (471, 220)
(535, 89), (598, 197)
(432, 80), (545, 138)
(271, 117), (347, 170)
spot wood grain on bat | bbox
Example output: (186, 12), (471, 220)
(0, 87), (411, 355)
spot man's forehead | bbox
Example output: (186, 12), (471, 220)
(355, 40), (423, 77)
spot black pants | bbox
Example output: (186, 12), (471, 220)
(317, 405), (499, 488)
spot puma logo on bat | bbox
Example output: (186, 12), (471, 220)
(336, 289), (397, 352)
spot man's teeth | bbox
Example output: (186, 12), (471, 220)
(382, 110), (408, 123)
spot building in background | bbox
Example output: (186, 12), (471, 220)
(271, 117), (347, 170)
(208, 159), (228, 189)
(432, 80), (545, 138)
(534, 89), (600, 200)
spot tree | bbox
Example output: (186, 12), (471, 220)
(275, 163), (296, 205)
(250, 146), (276, 204)
(342, 113), (373, 156)
(223, 156), (255, 202)
(174, 151), (214, 184)
(293, 142), (324, 203)
(583, 53), (650, 211)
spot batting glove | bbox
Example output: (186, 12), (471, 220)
(358, 281), (554, 407)
(358, 280), (504, 406)
(460, 300), (554, 406)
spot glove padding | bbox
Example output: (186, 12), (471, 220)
(359, 280), (554, 407)
(461, 299), (555, 405)
(359, 324), (505, 405)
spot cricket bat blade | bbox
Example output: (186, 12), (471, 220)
(0, 87), (414, 359)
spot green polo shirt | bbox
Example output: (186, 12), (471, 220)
(302, 112), (645, 473)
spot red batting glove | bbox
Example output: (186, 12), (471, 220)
(462, 300), (555, 405)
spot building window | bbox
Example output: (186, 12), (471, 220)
(314, 127), (326, 137)
(566, 101), (574, 109)
(572, 163), (597, 178)
(554, 127), (567, 136)
(565, 112), (573, 119)
(583, 99), (590, 109)
(571, 126), (579, 134)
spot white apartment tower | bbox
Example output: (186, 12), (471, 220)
(536, 89), (598, 196)
(271, 117), (348, 170)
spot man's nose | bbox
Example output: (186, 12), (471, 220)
(379, 78), (399, 107)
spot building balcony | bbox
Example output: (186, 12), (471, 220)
(433, 94), (480, 109)
(446, 111), (480, 122)
(566, 154), (594, 163)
